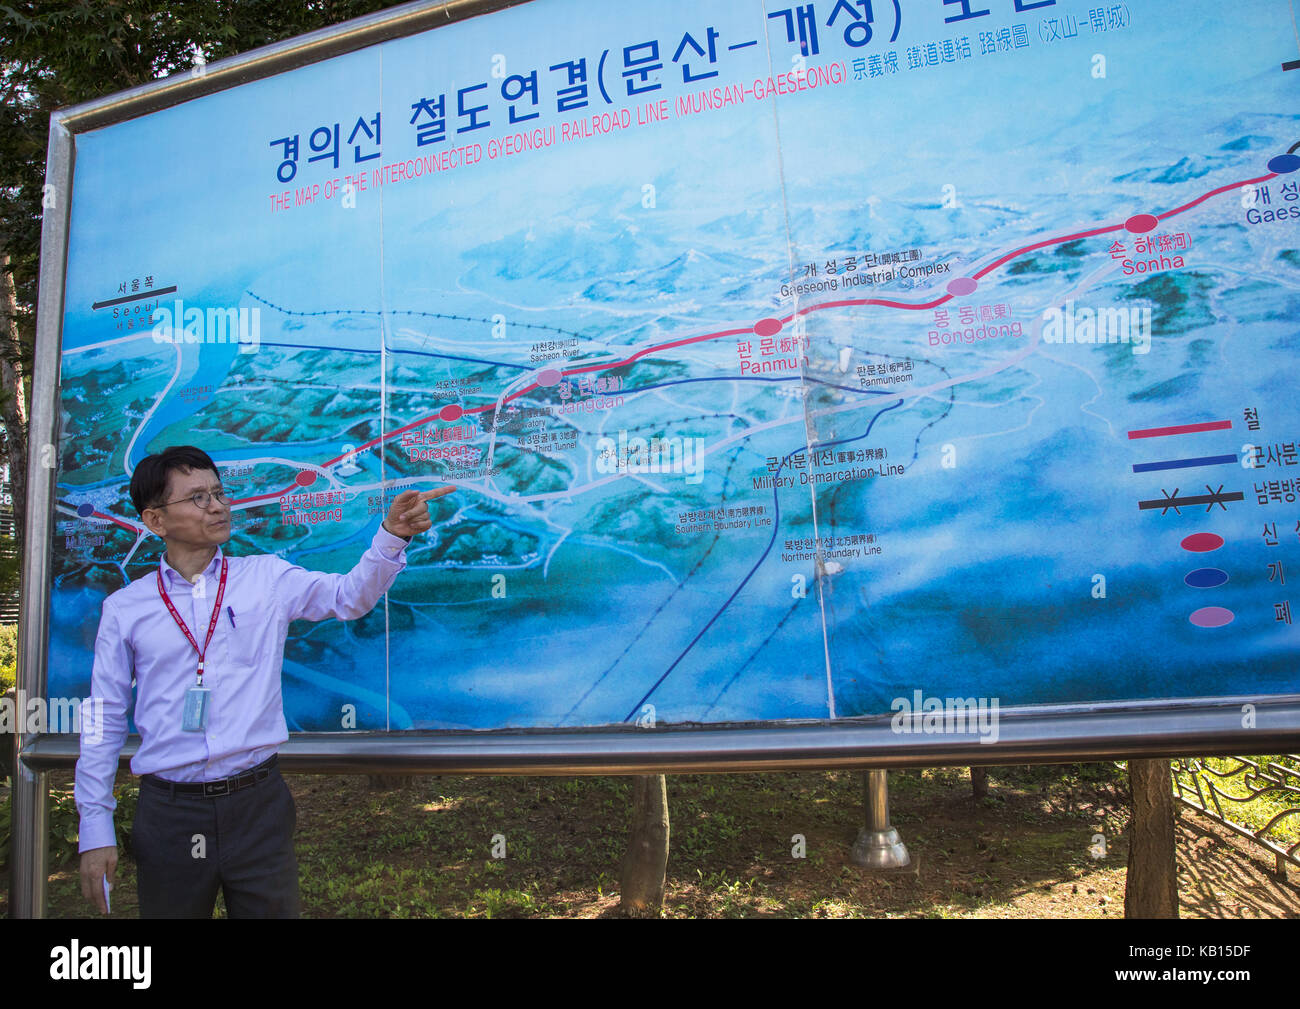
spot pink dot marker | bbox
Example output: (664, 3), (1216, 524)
(753, 318), (783, 337)
(947, 277), (977, 297)
(295, 470), (316, 488)
(537, 369), (563, 387)
(1125, 214), (1159, 234)
(439, 405), (463, 422)
(1188, 606), (1234, 628)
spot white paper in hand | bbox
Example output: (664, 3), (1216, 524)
(102, 874), (112, 914)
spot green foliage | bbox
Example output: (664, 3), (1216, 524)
(469, 886), (543, 919)
(1178, 755), (1300, 844)
(45, 783), (79, 865)
(0, 777), (137, 869)
(0, 777), (76, 867)
(0, 549), (18, 607)
(0, 620), (15, 691)
(114, 780), (139, 854)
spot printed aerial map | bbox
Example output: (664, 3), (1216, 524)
(51, 0), (1300, 729)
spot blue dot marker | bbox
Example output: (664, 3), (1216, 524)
(1266, 153), (1300, 174)
(76, 503), (94, 518)
(1184, 567), (1229, 589)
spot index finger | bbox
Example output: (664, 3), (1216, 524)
(418, 486), (456, 502)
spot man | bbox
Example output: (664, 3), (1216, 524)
(75, 445), (452, 917)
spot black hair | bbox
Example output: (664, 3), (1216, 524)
(129, 446), (219, 516)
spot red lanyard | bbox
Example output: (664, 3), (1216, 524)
(156, 556), (229, 685)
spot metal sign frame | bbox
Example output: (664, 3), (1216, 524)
(12, 0), (1300, 917)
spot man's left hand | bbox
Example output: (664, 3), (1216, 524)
(382, 486), (456, 539)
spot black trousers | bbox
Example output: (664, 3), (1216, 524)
(132, 764), (300, 918)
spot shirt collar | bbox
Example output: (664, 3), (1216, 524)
(159, 545), (224, 590)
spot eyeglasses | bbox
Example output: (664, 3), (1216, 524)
(156, 489), (229, 510)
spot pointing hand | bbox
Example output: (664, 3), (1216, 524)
(382, 486), (455, 538)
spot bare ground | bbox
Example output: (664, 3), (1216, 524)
(5, 762), (1297, 918)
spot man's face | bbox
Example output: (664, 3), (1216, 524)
(143, 466), (231, 549)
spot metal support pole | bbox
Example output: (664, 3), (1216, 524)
(851, 768), (910, 869)
(12, 112), (74, 919)
(9, 761), (49, 918)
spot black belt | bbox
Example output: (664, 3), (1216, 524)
(143, 755), (278, 797)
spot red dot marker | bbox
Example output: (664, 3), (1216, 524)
(295, 470), (317, 487)
(1125, 214), (1159, 234)
(753, 318), (783, 337)
(439, 405), (464, 422)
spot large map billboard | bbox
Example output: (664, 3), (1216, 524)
(50, 0), (1300, 733)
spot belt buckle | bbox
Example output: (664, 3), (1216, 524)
(204, 779), (229, 797)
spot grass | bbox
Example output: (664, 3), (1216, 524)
(2, 761), (1296, 918)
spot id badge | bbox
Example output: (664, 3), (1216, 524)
(182, 686), (210, 732)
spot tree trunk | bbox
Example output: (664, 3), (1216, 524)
(1124, 758), (1179, 918)
(620, 774), (669, 917)
(970, 765), (988, 800)
(0, 253), (28, 546)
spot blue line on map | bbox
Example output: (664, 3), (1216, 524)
(702, 596), (804, 719)
(256, 340), (529, 372)
(1132, 454), (1238, 473)
(623, 398), (905, 722)
(560, 447), (750, 725)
